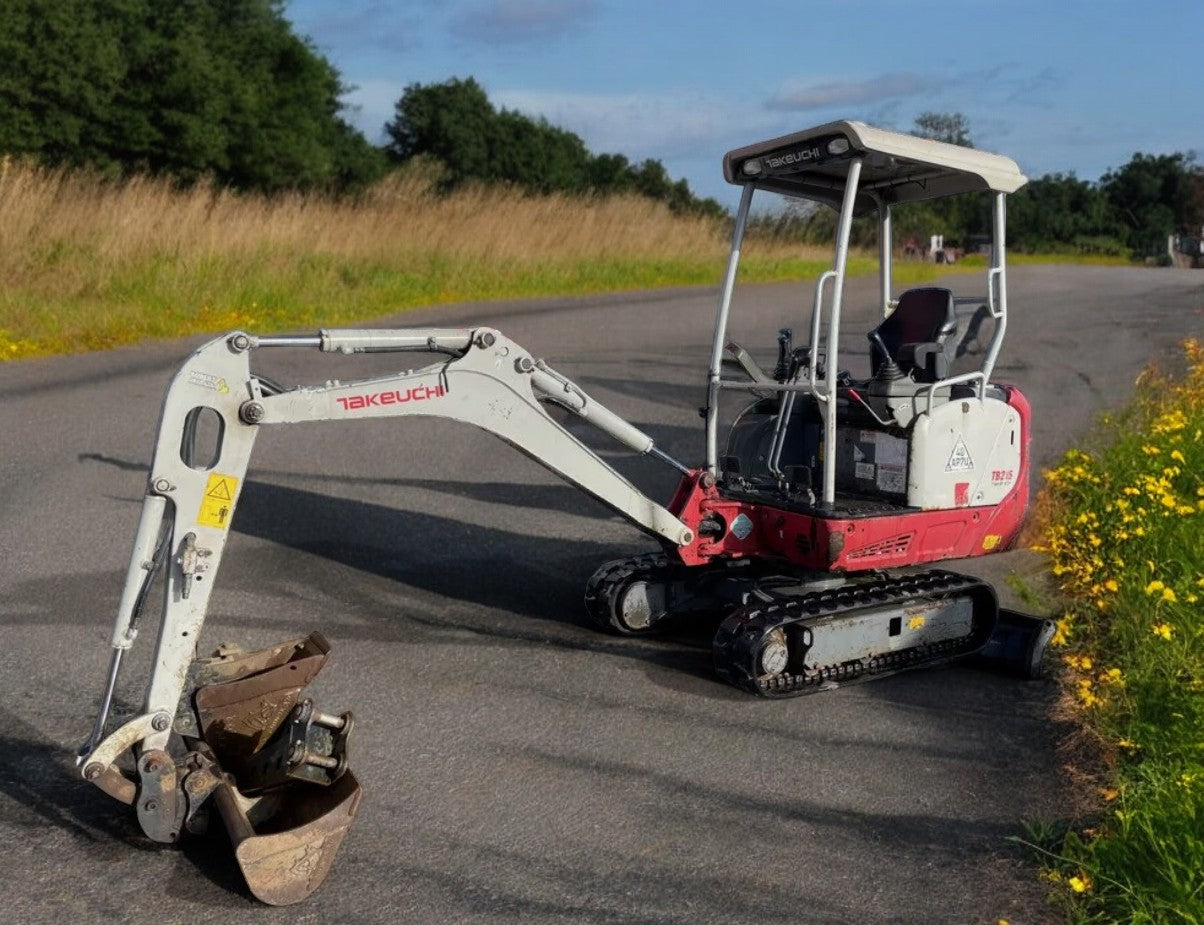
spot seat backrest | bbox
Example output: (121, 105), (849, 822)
(868, 287), (957, 379)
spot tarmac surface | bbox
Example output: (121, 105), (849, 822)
(1, 264), (1201, 924)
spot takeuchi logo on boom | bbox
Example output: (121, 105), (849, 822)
(335, 383), (445, 411)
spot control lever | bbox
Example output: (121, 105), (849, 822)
(774, 328), (793, 382)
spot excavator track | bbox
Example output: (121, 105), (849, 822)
(585, 552), (730, 635)
(585, 552), (804, 635)
(712, 570), (997, 697)
(584, 552), (668, 634)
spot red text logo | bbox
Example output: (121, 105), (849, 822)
(336, 383), (445, 411)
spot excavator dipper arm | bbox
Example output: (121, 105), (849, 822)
(77, 326), (694, 904)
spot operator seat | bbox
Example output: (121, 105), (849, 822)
(867, 286), (958, 382)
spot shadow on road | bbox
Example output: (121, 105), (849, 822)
(0, 707), (141, 844)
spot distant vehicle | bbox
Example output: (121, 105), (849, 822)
(1171, 233), (1204, 268)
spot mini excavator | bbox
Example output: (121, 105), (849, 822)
(78, 121), (1054, 904)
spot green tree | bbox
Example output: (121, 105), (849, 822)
(912, 111), (973, 148)
(1101, 152), (1203, 256)
(0, 0), (385, 191)
(385, 77), (724, 215)
(0, 0), (126, 167)
(1006, 173), (1124, 254)
(385, 77), (495, 186)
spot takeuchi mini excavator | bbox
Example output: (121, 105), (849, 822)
(78, 121), (1055, 904)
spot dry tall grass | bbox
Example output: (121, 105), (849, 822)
(0, 157), (728, 269)
(0, 156), (835, 358)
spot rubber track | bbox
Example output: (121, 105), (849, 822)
(584, 553), (672, 634)
(713, 569), (996, 697)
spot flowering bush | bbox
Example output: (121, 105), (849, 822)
(1030, 339), (1203, 922)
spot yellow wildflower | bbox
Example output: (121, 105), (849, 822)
(1076, 678), (1100, 706)
(1051, 618), (1072, 647)
(1171, 449), (1186, 463)
(1117, 738), (1139, 750)
(1145, 580), (1165, 595)
(1100, 667), (1124, 686)
(1161, 587), (1177, 603)
(1068, 873), (1092, 893)
(1104, 579), (1119, 593)
(1152, 622), (1174, 640)
(1100, 787), (1119, 801)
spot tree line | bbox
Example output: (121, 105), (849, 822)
(774, 113), (1204, 260)
(0, 0), (720, 215)
(384, 77), (725, 217)
(914, 113), (1203, 259)
(0, 1), (1198, 254)
(0, 0), (383, 192)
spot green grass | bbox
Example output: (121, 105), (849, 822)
(0, 252), (796, 358)
(1023, 340), (1204, 922)
(1008, 252), (1133, 267)
(0, 249), (995, 361)
(0, 158), (1138, 362)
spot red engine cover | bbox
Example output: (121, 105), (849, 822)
(670, 386), (1032, 572)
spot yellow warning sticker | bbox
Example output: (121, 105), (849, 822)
(197, 473), (238, 529)
(982, 534), (1002, 551)
(908, 615), (926, 631)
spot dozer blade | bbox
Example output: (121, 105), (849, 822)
(213, 770), (362, 906)
(188, 632), (360, 903)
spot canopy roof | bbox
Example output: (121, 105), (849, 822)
(723, 120), (1027, 210)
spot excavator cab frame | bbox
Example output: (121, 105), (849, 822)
(707, 120), (1027, 501)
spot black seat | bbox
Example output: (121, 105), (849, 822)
(867, 287), (957, 382)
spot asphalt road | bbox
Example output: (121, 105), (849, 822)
(1, 265), (1201, 924)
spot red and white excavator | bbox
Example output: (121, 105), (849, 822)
(77, 121), (1053, 904)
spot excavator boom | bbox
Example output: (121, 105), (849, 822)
(78, 325), (702, 904)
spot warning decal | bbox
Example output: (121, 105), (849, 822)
(197, 473), (239, 529)
(945, 435), (975, 472)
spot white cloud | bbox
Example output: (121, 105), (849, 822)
(337, 82), (774, 169)
(491, 88), (762, 161)
(766, 72), (940, 111)
(450, 0), (598, 44)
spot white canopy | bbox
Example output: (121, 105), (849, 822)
(723, 120), (1027, 209)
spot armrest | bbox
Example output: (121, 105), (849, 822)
(898, 342), (949, 382)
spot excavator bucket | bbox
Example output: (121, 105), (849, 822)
(213, 770), (361, 905)
(188, 632), (361, 904)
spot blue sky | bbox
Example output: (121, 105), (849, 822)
(285, 0), (1201, 209)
